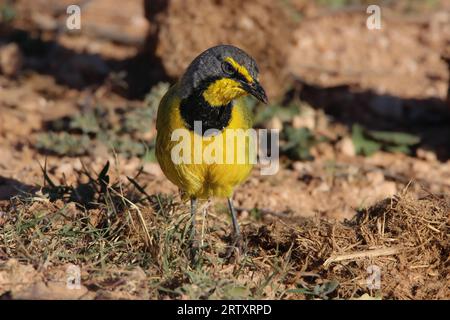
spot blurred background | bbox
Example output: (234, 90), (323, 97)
(1, 0), (449, 218)
(0, 0), (449, 300)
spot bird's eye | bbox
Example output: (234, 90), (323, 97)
(221, 61), (235, 75)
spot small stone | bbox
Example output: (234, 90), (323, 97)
(416, 148), (437, 162)
(336, 137), (356, 157)
(240, 210), (249, 219)
(0, 43), (23, 77)
(292, 161), (312, 173)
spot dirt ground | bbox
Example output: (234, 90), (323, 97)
(0, 0), (449, 300)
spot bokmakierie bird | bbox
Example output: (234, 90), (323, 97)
(156, 45), (267, 246)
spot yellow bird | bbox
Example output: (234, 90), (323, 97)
(156, 45), (267, 245)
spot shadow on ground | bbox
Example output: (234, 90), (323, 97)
(1, 26), (170, 99)
(293, 78), (450, 161)
(0, 176), (36, 200)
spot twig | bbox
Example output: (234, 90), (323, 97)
(323, 247), (402, 268)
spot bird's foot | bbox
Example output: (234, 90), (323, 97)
(224, 234), (244, 260)
(188, 238), (200, 262)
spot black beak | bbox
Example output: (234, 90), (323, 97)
(244, 80), (268, 104)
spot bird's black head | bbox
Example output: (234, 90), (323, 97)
(179, 45), (268, 106)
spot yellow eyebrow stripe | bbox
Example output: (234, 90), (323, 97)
(224, 57), (254, 83)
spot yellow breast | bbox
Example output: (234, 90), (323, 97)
(156, 83), (254, 199)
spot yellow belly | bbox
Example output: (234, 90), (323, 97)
(156, 84), (253, 199)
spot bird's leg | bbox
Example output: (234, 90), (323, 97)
(190, 197), (197, 242)
(200, 199), (211, 247)
(227, 197), (242, 245)
(188, 197), (200, 261)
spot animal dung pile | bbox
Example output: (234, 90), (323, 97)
(247, 190), (449, 299)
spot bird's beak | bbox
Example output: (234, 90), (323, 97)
(243, 80), (268, 104)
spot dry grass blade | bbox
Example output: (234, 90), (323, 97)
(107, 186), (153, 248)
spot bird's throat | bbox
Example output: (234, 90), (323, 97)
(180, 90), (233, 135)
(202, 78), (246, 107)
